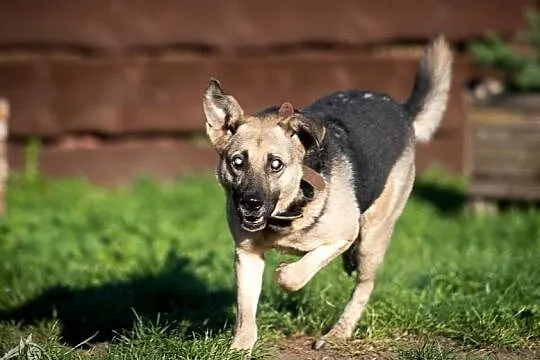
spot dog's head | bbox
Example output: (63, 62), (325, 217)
(203, 79), (325, 232)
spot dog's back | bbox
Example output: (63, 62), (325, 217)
(303, 91), (412, 212)
(302, 37), (452, 212)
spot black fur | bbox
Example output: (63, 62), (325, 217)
(403, 55), (432, 120)
(300, 91), (416, 274)
(302, 90), (414, 213)
(254, 93), (415, 271)
(256, 92), (414, 213)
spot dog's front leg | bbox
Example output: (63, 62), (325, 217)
(275, 239), (352, 292)
(231, 247), (265, 353)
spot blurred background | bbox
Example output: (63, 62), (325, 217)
(0, 0), (538, 205)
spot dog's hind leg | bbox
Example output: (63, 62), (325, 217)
(313, 220), (396, 349)
(314, 151), (415, 350)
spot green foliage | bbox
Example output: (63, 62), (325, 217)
(0, 173), (538, 358)
(469, 10), (540, 92)
(24, 139), (41, 183)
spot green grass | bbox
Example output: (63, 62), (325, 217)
(0, 171), (538, 359)
(397, 342), (458, 360)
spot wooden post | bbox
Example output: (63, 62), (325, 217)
(0, 99), (8, 215)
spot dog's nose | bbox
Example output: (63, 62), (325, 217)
(240, 196), (263, 212)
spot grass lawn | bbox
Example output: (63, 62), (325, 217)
(0, 171), (538, 359)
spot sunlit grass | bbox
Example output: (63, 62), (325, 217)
(0, 171), (538, 358)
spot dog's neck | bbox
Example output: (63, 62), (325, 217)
(268, 165), (325, 227)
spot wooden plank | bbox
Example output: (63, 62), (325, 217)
(7, 140), (217, 187)
(474, 93), (540, 110)
(472, 151), (540, 166)
(0, 54), (469, 137)
(471, 147), (540, 172)
(472, 166), (540, 180)
(469, 181), (540, 201)
(472, 131), (540, 147)
(471, 119), (540, 132)
(465, 97), (540, 189)
(0, 0), (533, 51)
(472, 138), (540, 151)
(416, 128), (463, 174)
(469, 108), (540, 125)
(470, 122), (540, 152)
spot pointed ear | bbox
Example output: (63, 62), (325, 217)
(278, 103), (325, 150)
(203, 78), (244, 150)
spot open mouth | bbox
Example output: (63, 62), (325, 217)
(241, 215), (266, 232)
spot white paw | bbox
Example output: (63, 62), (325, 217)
(275, 262), (304, 292)
(230, 340), (253, 358)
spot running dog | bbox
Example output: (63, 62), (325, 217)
(202, 36), (452, 354)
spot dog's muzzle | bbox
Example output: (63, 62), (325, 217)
(238, 194), (268, 232)
(235, 166), (326, 232)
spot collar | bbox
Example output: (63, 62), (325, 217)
(268, 165), (325, 225)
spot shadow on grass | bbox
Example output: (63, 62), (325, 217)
(0, 254), (234, 345)
(411, 180), (466, 215)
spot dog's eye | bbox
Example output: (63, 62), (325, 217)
(231, 155), (244, 170)
(269, 159), (284, 172)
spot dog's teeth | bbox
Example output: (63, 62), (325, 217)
(312, 339), (326, 350)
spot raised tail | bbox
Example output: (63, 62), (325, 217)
(403, 36), (453, 143)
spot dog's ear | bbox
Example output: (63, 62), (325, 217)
(278, 102), (325, 150)
(203, 78), (244, 151)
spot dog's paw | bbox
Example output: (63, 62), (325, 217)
(231, 331), (256, 350)
(312, 338), (327, 350)
(312, 335), (347, 351)
(230, 339), (254, 358)
(275, 262), (304, 292)
(312, 326), (351, 351)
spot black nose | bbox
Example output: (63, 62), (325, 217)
(240, 196), (263, 212)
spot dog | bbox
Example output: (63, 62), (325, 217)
(202, 36), (452, 354)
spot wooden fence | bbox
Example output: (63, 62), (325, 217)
(0, 0), (535, 185)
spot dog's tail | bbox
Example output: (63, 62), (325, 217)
(403, 36), (453, 143)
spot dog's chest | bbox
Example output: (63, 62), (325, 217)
(270, 231), (324, 254)
(265, 179), (362, 253)
(266, 215), (358, 254)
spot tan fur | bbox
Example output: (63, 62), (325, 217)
(202, 37), (450, 354)
(203, 87), (418, 354)
(230, 246), (265, 350)
(316, 145), (415, 345)
(228, 141), (416, 354)
(225, 117), (306, 216)
(268, 155), (359, 253)
(271, 156), (360, 291)
(412, 36), (453, 143)
(203, 79), (245, 151)
(229, 151), (361, 354)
